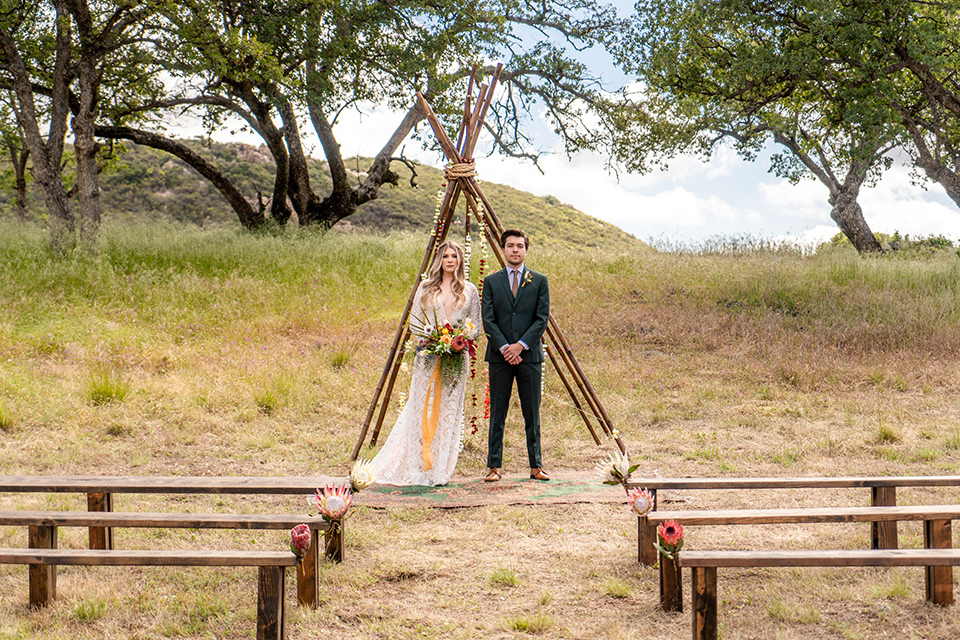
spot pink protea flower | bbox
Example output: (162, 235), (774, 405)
(315, 484), (352, 522)
(290, 524), (311, 558)
(627, 488), (654, 518)
(658, 520), (684, 547)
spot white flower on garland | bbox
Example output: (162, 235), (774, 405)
(350, 458), (376, 492)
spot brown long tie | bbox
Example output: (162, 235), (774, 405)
(511, 270), (519, 297)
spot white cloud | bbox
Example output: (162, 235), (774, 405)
(170, 101), (960, 244)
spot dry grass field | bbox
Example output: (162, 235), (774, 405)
(1, 222), (960, 639)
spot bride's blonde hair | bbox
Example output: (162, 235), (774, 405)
(421, 240), (467, 306)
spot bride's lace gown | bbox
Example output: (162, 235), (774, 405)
(371, 281), (482, 486)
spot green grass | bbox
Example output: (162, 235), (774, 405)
(503, 611), (555, 634)
(602, 577), (631, 598)
(88, 367), (130, 405)
(489, 567), (520, 587)
(4, 220), (960, 638)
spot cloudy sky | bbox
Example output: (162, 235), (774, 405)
(309, 102), (960, 249)
(183, 0), (960, 249)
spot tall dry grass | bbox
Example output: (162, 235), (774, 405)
(1, 220), (960, 638)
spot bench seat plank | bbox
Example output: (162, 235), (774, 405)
(648, 504), (960, 525)
(0, 548), (298, 567)
(0, 475), (337, 494)
(627, 475), (960, 490)
(680, 549), (960, 568)
(0, 510), (329, 530)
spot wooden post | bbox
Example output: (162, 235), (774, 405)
(871, 486), (897, 549)
(324, 521), (344, 563)
(691, 566), (718, 640)
(639, 490), (659, 566)
(28, 524), (57, 607)
(87, 491), (113, 549)
(257, 565), (286, 640)
(924, 519), (954, 606)
(659, 552), (683, 612)
(296, 526), (322, 608)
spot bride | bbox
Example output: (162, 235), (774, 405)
(371, 240), (482, 486)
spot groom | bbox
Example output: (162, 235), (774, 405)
(481, 228), (551, 482)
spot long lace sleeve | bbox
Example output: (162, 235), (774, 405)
(465, 282), (482, 339)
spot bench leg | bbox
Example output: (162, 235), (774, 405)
(692, 566), (717, 640)
(871, 486), (897, 549)
(87, 492), (114, 550)
(639, 490), (658, 566)
(28, 525), (57, 608)
(324, 521), (343, 563)
(924, 519), (954, 606)
(659, 553), (683, 612)
(257, 565), (286, 640)
(296, 527), (321, 608)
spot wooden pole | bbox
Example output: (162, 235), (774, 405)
(351, 181), (461, 458)
(256, 565), (286, 640)
(924, 519), (954, 606)
(545, 344), (600, 444)
(28, 524), (56, 607)
(871, 486), (898, 549)
(639, 489), (659, 566)
(458, 171), (616, 437)
(364, 186), (461, 450)
(660, 553), (683, 612)
(87, 491), (113, 550)
(296, 526), (321, 608)
(692, 566), (718, 640)
(472, 213), (608, 430)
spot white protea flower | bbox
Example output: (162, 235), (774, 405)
(596, 449), (632, 486)
(350, 458), (376, 492)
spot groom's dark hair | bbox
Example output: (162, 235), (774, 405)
(500, 228), (529, 249)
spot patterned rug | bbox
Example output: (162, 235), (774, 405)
(353, 471), (629, 509)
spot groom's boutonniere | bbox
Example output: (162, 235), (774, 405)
(521, 270), (533, 288)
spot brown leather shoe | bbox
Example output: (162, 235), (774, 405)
(529, 467), (550, 481)
(485, 467), (501, 482)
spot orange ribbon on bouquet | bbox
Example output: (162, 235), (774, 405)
(421, 362), (444, 471)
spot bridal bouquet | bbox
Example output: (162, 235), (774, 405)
(410, 312), (477, 385)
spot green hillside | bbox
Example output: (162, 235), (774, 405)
(1, 140), (641, 251)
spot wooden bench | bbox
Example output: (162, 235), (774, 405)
(0, 547), (296, 640)
(5, 510), (330, 608)
(627, 475), (960, 564)
(0, 476), (341, 607)
(650, 505), (958, 609)
(680, 548), (960, 640)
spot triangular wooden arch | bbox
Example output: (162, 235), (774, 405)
(352, 65), (624, 460)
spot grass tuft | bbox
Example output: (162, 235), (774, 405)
(875, 423), (902, 444)
(503, 611), (555, 634)
(88, 367), (130, 405)
(603, 577), (631, 598)
(73, 597), (107, 622)
(0, 405), (12, 432)
(489, 566), (520, 588)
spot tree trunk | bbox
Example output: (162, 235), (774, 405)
(238, 87), (292, 225)
(899, 109), (960, 208)
(299, 85), (425, 228)
(829, 166), (883, 253)
(0, 3), (75, 253)
(95, 126), (264, 229)
(6, 137), (29, 221)
(73, 56), (100, 248)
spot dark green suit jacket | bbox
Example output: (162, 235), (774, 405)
(481, 267), (550, 364)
